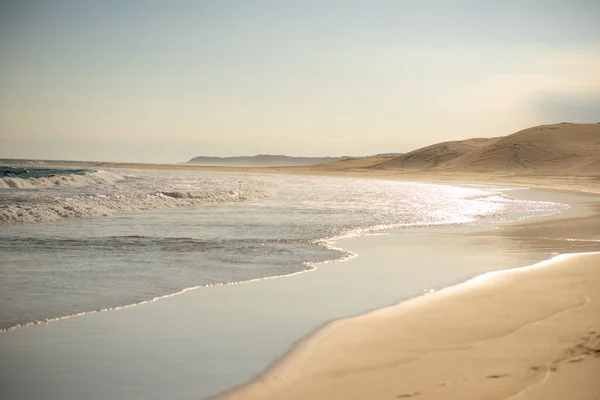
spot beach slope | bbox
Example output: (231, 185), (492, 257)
(217, 252), (600, 400)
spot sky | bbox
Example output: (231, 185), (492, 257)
(1, 1), (599, 163)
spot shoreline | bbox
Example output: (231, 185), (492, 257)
(0, 181), (577, 334)
(1, 169), (599, 400)
(217, 251), (600, 400)
(7, 158), (600, 194)
(214, 186), (600, 400)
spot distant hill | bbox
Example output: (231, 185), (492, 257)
(188, 154), (352, 166)
(369, 153), (404, 158)
(372, 123), (600, 176)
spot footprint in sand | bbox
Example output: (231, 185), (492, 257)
(397, 391), (421, 398)
(486, 373), (510, 379)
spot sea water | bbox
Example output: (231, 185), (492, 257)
(0, 164), (571, 400)
(0, 164), (564, 331)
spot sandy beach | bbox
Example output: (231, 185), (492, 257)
(214, 188), (600, 400)
(67, 160), (600, 400)
(3, 123), (599, 399)
(3, 1), (599, 396)
(217, 251), (600, 400)
(212, 125), (600, 400)
(2, 178), (597, 400)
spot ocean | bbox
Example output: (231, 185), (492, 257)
(0, 164), (570, 399)
(0, 164), (564, 332)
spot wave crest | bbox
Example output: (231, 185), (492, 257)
(0, 183), (268, 224)
(0, 170), (121, 189)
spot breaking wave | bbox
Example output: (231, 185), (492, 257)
(0, 168), (121, 188)
(0, 166), (270, 223)
(0, 187), (268, 223)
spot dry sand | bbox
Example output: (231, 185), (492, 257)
(216, 252), (600, 400)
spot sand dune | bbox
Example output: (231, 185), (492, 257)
(310, 156), (392, 169)
(372, 123), (600, 175)
(373, 137), (497, 170)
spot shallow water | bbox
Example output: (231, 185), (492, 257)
(0, 168), (564, 331)
(2, 208), (594, 400)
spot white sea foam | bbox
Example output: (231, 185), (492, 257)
(0, 170), (121, 189)
(0, 169), (270, 223)
(0, 187), (267, 223)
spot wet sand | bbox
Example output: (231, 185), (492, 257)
(216, 190), (600, 400)
(218, 252), (600, 400)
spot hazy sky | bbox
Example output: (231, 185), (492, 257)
(1, 1), (599, 162)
